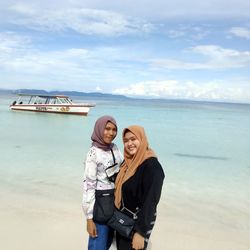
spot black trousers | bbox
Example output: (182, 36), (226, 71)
(116, 232), (148, 250)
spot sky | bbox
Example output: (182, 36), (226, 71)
(0, 0), (250, 103)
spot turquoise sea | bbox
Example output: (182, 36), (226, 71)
(1, 93), (250, 249)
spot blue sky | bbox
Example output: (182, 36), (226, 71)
(0, 0), (250, 103)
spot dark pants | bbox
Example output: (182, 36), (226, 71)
(116, 232), (148, 250)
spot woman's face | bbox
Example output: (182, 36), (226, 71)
(103, 122), (117, 144)
(123, 131), (140, 156)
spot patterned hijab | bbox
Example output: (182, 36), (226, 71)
(114, 125), (156, 208)
(91, 115), (117, 151)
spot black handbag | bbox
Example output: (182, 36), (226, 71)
(107, 197), (140, 238)
(93, 189), (114, 223)
(107, 208), (135, 238)
(93, 148), (118, 223)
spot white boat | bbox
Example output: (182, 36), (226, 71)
(10, 93), (95, 116)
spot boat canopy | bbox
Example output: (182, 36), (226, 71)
(15, 94), (72, 105)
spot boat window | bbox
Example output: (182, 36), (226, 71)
(65, 98), (72, 104)
(57, 98), (69, 104)
(33, 96), (38, 104)
(37, 97), (45, 104)
(17, 96), (30, 104)
(28, 96), (33, 104)
(48, 98), (56, 104)
(60, 98), (67, 103)
(56, 98), (62, 104)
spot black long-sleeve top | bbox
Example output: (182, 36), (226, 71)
(121, 157), (165, 239)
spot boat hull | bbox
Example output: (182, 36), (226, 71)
(10, 104), (92, 116)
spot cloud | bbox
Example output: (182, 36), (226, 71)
(45, 0), (250, 20)
(1, 31), (249, 99)
(229, 27), (250, 40)
(0, 32), (31, 53)
(113, 80), (250, 102)
(95, 86), (102, 91)
(0, 38), (88, 74)
(166, 24), (211, 40)
(191, 45), (250, 68)
(113, 80), (180, 97)
(151, 45), (250, 70)
(3, 4), (154, 36)
(0, 33), (131, 90)
(2, 1), (249, 38)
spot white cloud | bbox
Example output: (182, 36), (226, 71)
(113, 80), (250, 102)
(166, 24), (211, 40)
(10, 3), (37, 15)
(95, 86), (102, 91)
(0, 32), (31, 53)
(191, 45), (250, 68)
(112, 80), (196, 98)
(0, 35), (129, 91)
(2, 0), (250, 21)
(4, 4), (154, 36)
(229, 27), (250, 40)
(151, 45), (250, 70)
(40, 0), (250, 20)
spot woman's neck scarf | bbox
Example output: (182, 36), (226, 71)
(91, 115), (117, 151)
(114, 125), (156, 208)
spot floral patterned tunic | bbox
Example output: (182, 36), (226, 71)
(82, 144), (123, 219)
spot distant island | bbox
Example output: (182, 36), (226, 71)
(0, 88), (130, 100)
(1, 88), (249, 105)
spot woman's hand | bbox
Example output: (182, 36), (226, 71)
(87, 219), (97, 238)
(132, 232), (145, 250)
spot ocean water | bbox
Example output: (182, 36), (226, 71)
(1, 94), (250, 240)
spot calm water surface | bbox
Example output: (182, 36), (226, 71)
(1, 94), (250, 219)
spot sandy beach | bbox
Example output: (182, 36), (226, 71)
(1, 187), (249, 250)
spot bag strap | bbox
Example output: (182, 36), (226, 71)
(110, 148), (139, 217)
(121, 196), (140, 219)
(110, 148), (116, 165)
(104, 148), (118, 183)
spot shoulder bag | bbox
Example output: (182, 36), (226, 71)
(93, 188), (114, 223)
(93, 148), (118, 223)
(107, 197), (140, 238)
